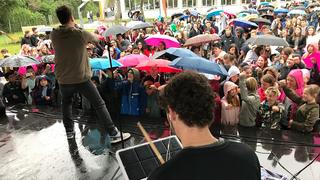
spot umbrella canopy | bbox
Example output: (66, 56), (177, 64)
(136, 59), (182, 73)
(171, 12), (184, 19)
(40, 55), (55, 64)
(207, 9), (224, 19)
(274, 8), (289, 14)
(250, 18), (271, 25)
(237, 12), (250, 18)
(152, 48), (199, 60)
(190, 10), (199, 17)
(169, 57), (228, 76)
(288, 9), (306, 16)
(126, 21), (153, 30)
(232, 19), (258, 28)
(90, 58), (122, 70)
(240, 9), (259, 14)
(243, 14), (259, 21)
(0, 55), (40, 67)
(37, 26), (53, 32)
(118, 54), (150, 67)
(103, 25), (130, 37)
(307, 2), (320, 9)
(145, 34), (180, 48)
(258, 7), (274, 12)
(245, 35), (289, 46)
(223, 11), (236, 19)
(259, 2), (270, 6)
(184, 34), (220, 47)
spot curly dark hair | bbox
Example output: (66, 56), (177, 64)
(159, 71), (215, 127)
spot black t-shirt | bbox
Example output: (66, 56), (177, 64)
(148, 140), (261, 180)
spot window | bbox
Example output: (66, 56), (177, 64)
(241, 0), (251, 4)
(221, 0), (236, 5)
(167, 0), (178, 8)
(202, 0), (215, 6)
(183, 0), (196, 7)
(144, 0), (156, 10)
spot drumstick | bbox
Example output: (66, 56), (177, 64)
(137, 122), (165, 164)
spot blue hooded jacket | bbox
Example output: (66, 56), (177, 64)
(115, 68), (147, 116)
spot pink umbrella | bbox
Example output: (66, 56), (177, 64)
(118, 54), (150, 67)
(303, 52), (320, 71)
(136, 59), (182, 73)
(145, 34), (181, 48)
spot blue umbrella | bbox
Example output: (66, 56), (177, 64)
(237, 12), (250, 18)
(152, 48), (199, 60)
(90, 58), (122, 70)
(233, 19), (258, 28)
(288, 9), (306, 16)
(190, 10), (199, 17)
(179, 15), (189, 20)
(274, 8), (289, 14)
(169, 57), (228, 76)
(207, 9), (224, 19)
(260, 2), (270, 6)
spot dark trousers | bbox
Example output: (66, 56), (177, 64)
(60, 80), (115, 136)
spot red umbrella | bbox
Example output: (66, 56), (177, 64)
(118, 54), (150, 67)
(136, 59), (182, 73)
(184, 33), (221, 47)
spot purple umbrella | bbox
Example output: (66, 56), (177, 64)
(145, 34), (181, 48)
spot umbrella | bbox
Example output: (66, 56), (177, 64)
(223, 11), (236, 19)
(293, 6), (306, 11)
(40, 55), (55, 64)
(245, 35), (289, 46)
(240, 9), (258, 14)
(274, 8), (289, 14)
(118, 54), (150, 67)
(184, 34), (220, 47)
(307, 2), (320, 9)
(37, 26), (53, 32)
(207, 9), (224, 19)
(237, 12), (250, 18)
(190, 10), (199, 17)
(169, 57), (228, 76)
(258, 7), (274, 12)
(250, 18), (271, 25)
(136, 59), (182, 73)
(152, 48), (199, 60)
(259, 2), (270, 6)
(126, 21), (153, 30)
(0, 55), (40, 67)
(145, 34), (180, 48)
(232, 19), (258, 28)
(288, 9), (306, 16)
(89, 58), (122, 70)
(171, 12), (184, 19)
(103, 25), (130, 37)
(243, 14), (259, 21)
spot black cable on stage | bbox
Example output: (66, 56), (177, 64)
(111, 167), (120, 180)
(290, 153), (320, 180)
(255, 150), (298, 179)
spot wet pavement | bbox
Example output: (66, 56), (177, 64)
(0, 106), (319, 180)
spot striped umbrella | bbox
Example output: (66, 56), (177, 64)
(184, 34), (220, 47)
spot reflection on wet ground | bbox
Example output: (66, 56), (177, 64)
(0, 106), (319, 180)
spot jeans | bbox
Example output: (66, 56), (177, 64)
(60, 80), (115, 136)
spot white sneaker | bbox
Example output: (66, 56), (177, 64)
(110, 128), (131, 144)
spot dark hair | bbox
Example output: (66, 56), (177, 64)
(261, 74), (276, 86)
(292, 53), (301, 59)
(56, 5), (72, 25)
(159, 71), (214, 127)
(32, 27), (37, 32)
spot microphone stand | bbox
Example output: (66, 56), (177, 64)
(106, 41), (125, 148)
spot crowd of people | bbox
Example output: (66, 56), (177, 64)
(0, 1), (320, 135)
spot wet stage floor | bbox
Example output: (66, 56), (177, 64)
(0, 106), (319, 180)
